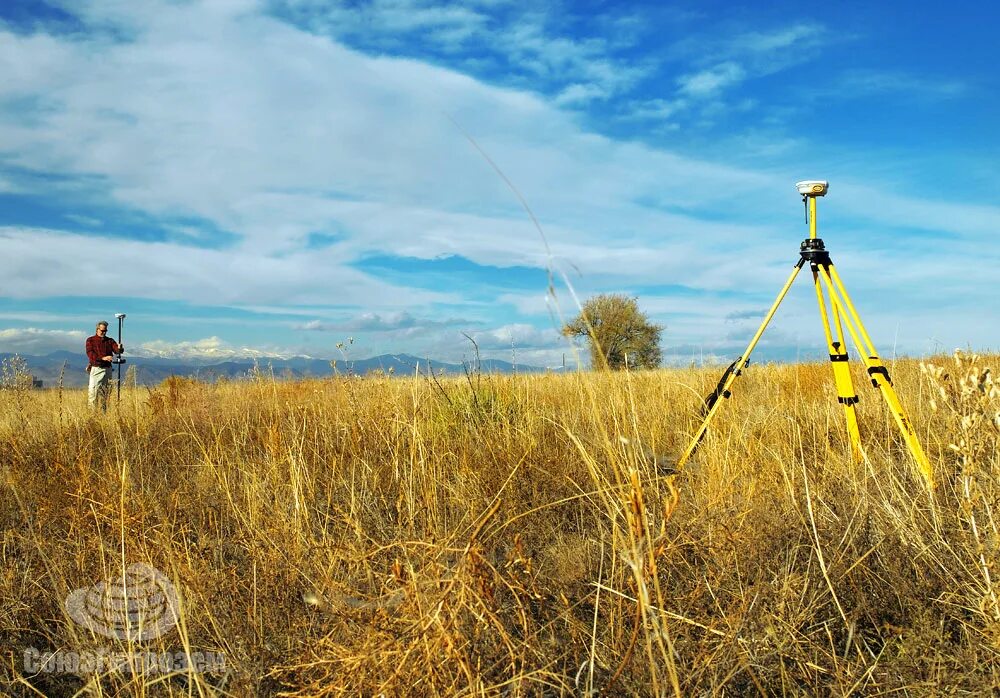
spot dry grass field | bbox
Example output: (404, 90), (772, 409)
(1, 352), (998, 696)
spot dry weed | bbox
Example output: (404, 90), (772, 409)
(1, 355), (998, 695)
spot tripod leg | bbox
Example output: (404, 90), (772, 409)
(676, 259), (806, 470)
(815, 264), (933, 488)
(812, 268), (864, 462)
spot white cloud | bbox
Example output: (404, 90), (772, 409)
(833, 70), (967, 99)
(0, 6), (837, 286)
(386, 321), (570, 366)
(690, 22), (829, 69)
(0, 311), (90, 324)
(835, 184), (1000, 241)
(295, 320), (339, 332)
(0, 327), (87, 354)
(623, 98), (686, 121)
(0, 226), (453, 307)
(642, 22), (829, 122)
(725, 309), (766, 321)
(0, 3), (993, 360)
(137, 336), (294, 360)
(469, 322), (561, 350)
(554, 83), (611, 106)
(678, 62), (746, 98)
(278, 0), (490, 51)
(63, 213), (104, 227)
(276, 0), (645, 101)
(729, 24), (825, 54)
(294, 311), (431, 332)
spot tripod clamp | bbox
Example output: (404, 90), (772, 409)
(703, 357), (746, 413)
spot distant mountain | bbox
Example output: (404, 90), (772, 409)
(0, 351), (550, 388)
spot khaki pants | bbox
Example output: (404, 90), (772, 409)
(88, 366), (112, 411)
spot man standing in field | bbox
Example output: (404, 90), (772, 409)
(86, 320), (124, 411)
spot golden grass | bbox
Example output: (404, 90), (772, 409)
(1, 352), (998, 695)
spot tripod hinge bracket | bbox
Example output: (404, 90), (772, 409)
(838, 395), (860, 405)
(867, 365), (892, 387)
(829, 353), (849, 362)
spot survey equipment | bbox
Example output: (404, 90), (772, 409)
(114, 312), (126, 400)
(675, 181), (933, 488)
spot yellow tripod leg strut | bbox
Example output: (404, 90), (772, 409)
(676, 259), (805, 470)
(812, 269), (865, 462)
(814, 263), (934, 488)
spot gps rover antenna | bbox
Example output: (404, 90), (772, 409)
(115, 312), (126, 401)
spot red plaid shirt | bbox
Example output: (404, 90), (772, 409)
(86, 334), (121, 368)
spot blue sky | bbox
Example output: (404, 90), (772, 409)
(1, 0), (997, 366)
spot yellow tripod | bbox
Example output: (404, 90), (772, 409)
(675, 181), (933, 489)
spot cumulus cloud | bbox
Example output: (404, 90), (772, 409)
(348, 311), (419, 331)
(468, 323), (562, 351)
(137, 336), (293, 360)
(0, 327), (87, 354)
(1, 4), (984, 279)
(0, 2), (994, 360)
(295, 320), (339, 332)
